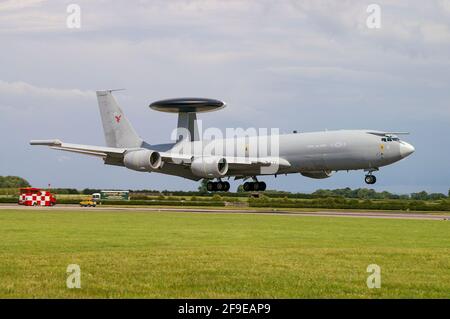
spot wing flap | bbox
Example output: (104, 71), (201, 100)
(50, 147), (107, 158)
(227, 156), (291, 168)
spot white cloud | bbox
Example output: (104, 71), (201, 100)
(437, 0), (450, 14)
(57, 155), (71, 163)
(0, 0), (47, 11)
(0, 80), (94, 100)
(420, 23), (450, 43)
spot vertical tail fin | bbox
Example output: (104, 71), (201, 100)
(96, 90), (143, 148)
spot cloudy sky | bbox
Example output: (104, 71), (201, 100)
(1, 0), (449, 193)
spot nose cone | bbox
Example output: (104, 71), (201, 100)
(400, 142), (415, 158)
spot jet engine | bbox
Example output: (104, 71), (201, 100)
(123, 150), (162, 171)
(190, 157), (229, 178)
(300, 170), (333, 179)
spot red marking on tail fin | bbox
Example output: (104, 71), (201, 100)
(115, 115), (122, 123)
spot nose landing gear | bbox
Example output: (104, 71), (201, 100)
(364, 174), (377, 185)
(364, 168), (378, 185)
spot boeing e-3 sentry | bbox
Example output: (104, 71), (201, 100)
(30, 90), (415, 192)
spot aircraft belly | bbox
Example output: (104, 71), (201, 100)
(292, 154), (363, 171)
(299, 154), (327, 170)
(287, 148), (371, 171)
(325, 152), (369, 170)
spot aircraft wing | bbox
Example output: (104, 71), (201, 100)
(30, 140), (127, 166)
(158, 151), (291, 172)
(30, 140), (188, 161)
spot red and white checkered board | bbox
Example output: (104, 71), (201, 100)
(20, 194), (51, 206)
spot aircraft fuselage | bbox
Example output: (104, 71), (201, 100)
(147, 129), (415, 178)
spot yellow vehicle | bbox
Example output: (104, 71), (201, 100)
(79, 199), (96, 207)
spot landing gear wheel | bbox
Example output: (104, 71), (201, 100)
(365, 175), (376, 185)
(258, 182), (267, 191)
(207, 181), (230, 192)
(207, 181), (216, 192)
(242, 181), (267, 192)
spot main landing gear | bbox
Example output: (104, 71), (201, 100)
(243, 181), (267, 192)
(206, 181), (230, 192)
(364, 174), (377, 185)
(206, 177), (267, 192)
(242, 177), (267, 192)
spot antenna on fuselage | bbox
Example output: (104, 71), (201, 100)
(149, 98), (226, 142)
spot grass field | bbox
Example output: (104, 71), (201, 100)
(0, 209), (449, 298)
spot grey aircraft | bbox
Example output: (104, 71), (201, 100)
(30, 90), (415, 192)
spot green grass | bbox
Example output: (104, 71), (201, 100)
(0, 209), (449, 298)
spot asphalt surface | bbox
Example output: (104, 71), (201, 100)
(1, 204), (449, 220)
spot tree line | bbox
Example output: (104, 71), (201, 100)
(1, 176), (448, 200)
(0, 176), (30, 188)
(311, 187), (449, 200)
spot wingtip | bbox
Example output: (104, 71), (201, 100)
(30, 139), (62, 146)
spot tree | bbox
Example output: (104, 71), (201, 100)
(0, 176), (31, 188)
(428, 193), (447, 200)
(82, 188), (101, 195)
(411, 191), (429, 200)
(198, 179), (208, 193)
(356, 188), (376, 199)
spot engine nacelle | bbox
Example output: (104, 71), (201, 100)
(300, 170), (333, 179)
(123, 150), (162, 172)
(190, 157), (229, 178)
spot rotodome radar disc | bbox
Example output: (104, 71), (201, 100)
(149, 98), (226, 113)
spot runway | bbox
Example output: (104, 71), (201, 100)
(1, 204), (449, 220)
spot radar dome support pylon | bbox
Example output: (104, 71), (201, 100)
(149, 98), (226, 142)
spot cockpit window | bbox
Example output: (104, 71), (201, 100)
(381, 137), (400, 142)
